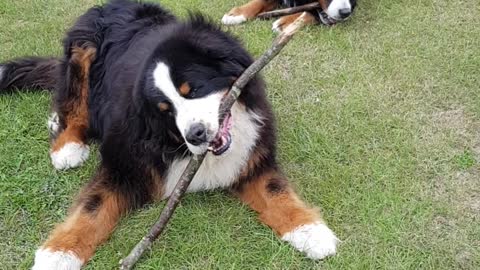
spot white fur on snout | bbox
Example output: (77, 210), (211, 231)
(153, 62), (223, 155)
(162, 103), (262, 197)
(32, 249), (83, 270)
(221, 14), (247, 25)
(326, 0), (352, 20)
(50, 142), (90, 170)
(176, 94), (223, 154)
(282, 223), (339, 260)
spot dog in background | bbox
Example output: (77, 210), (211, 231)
(222, 0), (357, 32)
(0, 0), (339, 268)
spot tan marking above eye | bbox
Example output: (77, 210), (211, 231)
(179, 82), (191, 96)
(158, 102), (170, 112)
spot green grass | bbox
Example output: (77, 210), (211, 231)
(1, 0), (479, 269)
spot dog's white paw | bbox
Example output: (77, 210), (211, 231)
(50, 142), (90, 170)
(272, 18), (284, 33)
(32, 249), (83, 270)
(221, 14), (246, 25)
(282, 223), (339, 260)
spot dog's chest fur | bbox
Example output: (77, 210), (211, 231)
(162, 103), (262, 198)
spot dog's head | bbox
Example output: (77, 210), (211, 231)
(141, 17), (253, 156)
(320, 0), (357, 25)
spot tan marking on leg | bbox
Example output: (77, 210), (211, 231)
(273, 12), (317, 32)
(235, 170), (323, 235)
(226, 0), (278, 19)
(42, 189), (126, 262)
(51, 128), (85, 152)
(51, 46), (96, 152)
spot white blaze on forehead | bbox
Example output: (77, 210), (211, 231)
(153, 63), (182, 107)
(327, 0), (352, 19)
(153, 62), (223, 154)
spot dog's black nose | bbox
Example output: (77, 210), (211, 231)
(338, 8), (351, 19)
(186, 123), (207, 146)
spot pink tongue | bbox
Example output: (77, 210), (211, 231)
(211, 114), (232, 149)
(218, 114), (232, 137)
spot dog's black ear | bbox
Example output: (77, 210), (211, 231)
(184, 13), (253, 72)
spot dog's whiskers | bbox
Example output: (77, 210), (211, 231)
(164, 142), (187, 154)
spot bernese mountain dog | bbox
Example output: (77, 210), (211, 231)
(0, 0), (338, 268)
(222, 0), (357, 31)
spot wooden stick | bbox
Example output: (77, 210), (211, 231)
(257, 2), (321, 20)
(118, 13), (308, 270)
(118, 155), (205, 270)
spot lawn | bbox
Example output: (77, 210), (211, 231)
(0, 0), (479, 269)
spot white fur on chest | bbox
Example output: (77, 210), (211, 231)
(162, 104), (261, 198)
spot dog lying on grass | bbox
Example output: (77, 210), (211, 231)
(223, 0), (357, 32)
(0, 0), (339, 268)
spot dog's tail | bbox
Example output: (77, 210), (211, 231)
(0, 57), (60, 93)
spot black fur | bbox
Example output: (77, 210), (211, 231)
(0, 57), (59, 92)
(84, 194), (102, 212)
(1, 0), (277, 210)
(266, 177), (288, 194)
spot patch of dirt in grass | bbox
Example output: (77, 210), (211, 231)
(421, 107), (480, 268)
(431, 170), (479, 224)
(453, 170), (480, 218)
(456, 250), (475, 270)
(431, 108), (469, 145)
(427, 108), (480, 217)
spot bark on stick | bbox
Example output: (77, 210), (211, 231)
(257, 2), (321, 19)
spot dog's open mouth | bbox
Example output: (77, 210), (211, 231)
(208, 113), (233, 156)
(319, 12), (337, 26)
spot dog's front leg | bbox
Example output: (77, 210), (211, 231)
(233, 170), (338, 260)
(32, 167), (137, 270)
(50, 44), (96, 171)
(272, 12), (317, 33)
(222, 0), (278, 25)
